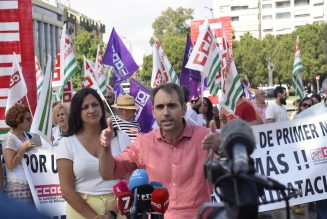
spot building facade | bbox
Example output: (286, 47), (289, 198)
(32, 0), (105, 70)
(213, 0), (327, 40)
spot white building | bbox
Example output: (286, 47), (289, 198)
(213, 0), (327, 40)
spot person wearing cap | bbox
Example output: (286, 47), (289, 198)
(111, 95), (141, 142)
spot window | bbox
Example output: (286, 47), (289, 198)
(262, 4), (272, 8)
(294, 0), (310, 6)
(276, 12), (291, 19)
(231, 6), (248, 11)
(263, 29), (273, 32)
(276, 1), (290, 8)
(262, 15), (273, 20)
(231, 16), (239, 21)
(295, 14), (310, 18)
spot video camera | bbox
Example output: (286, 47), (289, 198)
(200, 119), (299, 219)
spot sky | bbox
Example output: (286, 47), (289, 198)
(66, 0), (213, 65)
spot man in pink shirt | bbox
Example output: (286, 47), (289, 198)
(99, 83), (221, 219)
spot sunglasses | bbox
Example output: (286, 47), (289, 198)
(302, 103), (312, 108)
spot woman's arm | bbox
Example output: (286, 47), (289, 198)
(57, 159), (99, 219)
(4, 140), (33, 170)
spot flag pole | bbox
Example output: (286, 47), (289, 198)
(200, 72), (204, 101)
(25, 96), (34, 120)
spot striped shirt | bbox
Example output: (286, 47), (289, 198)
(111, 116), (141, 142)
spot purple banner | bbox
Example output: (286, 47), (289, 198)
(103, 28), (139, 86)
(180, 34), (201, 101)
(129, 79), (155, 133)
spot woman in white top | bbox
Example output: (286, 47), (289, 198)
(57, 88), (130, 219)
(2, 104), (35, 205)
(52, 103), (69, 146)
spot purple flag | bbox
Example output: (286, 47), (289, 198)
(180, 34), (202, 101)
(242, 82), (254, 100)
(129, 79), (155, 133)
(103, 28), (139, 87)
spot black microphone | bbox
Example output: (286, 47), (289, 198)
(221, 119), (255, 174)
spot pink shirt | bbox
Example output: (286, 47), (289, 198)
(251, 100), (267, 122)
(114, 123), (212, 219)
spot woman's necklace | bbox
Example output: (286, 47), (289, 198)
(12, 129), (26, 142)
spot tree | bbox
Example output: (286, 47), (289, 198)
(73, 31), (104, 90)
(139, 7), (193, 85)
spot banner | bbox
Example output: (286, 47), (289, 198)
(6, 52), (28, 112)
(129, 79), (154, 133)
(103, 28), (138, 88)
(151, 41), (179, 88)
(251, 113), (327, 211)
(0, 0), (36, 142)
(292, 36), (304, 99)
(30, 56), (53, 145)
(23, 147), (66, 218)
(179, 34), (201, 101)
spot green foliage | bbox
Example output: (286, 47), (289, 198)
(73, 31), (104, 90)
(233, 23), (327, 89)
(139, 7), (193, 86)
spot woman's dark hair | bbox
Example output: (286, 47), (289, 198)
(65, 88), (107, 136)
(311, 93), (321, 103)
(203, 97), (213, 122)
(5, 104), (30, 128)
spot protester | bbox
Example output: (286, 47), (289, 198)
(265, 86), (289, 123)
(251, 89), (268, 122)
(189, 96), (209, 126)
(292, 97), (313, 119)
(220, 95), (258, 127)
(212, 105), (220, 129)
(311, 93), (321, 105)
(2, 104), (35, 205)
(198, 97), (213, 127)
(111, 94), (141, 142)
(52, 103), (69, 146)
(290, 98), (301, 120)
(57, 88), (131, 219)
(99, 83), (221, 219)
(297, 78), (327, 218)
(104, 86), (116, 116)
(0, 150), (4, 192)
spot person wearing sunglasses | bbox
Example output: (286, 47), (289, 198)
(1, 104), (35, 205)
(293, 97), (313, 120)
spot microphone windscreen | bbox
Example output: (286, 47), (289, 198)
(136, 184), (154, 213)
(116, 191), (133, 215)
(221, 118), (255, 158)
(149, 181), (163, 188)
(129, 169), (149, 191)
(113, 179), (130, 197)
(151, 187), (169, 214)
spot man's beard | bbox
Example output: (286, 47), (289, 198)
(280, 98), (287, 105)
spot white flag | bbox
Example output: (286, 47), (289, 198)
(186, 20), (222, 96)
(6, 52), (28, 112)
(30, 56), (53, 144)
(151, 41), (179, 88)
(94, 44), (107, 95)
(57, 24), (78, 100)
(35, 56), (44, 99)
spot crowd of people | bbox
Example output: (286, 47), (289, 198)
(0, 78), (326, 219)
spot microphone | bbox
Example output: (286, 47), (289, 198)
(116, 191), (133, 215)
(112, 180), (133, 215)
(149, 181), (163, 188)
(129, 169), (154, 217)
(129, 169), (149, 191)
(113, 179), (130, 196)
(151, 187), (169, 214)
(220, 119), (255, 174)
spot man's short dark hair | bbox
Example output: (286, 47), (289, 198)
(273, 86), (286, 98)
(151, 83), (185, 105)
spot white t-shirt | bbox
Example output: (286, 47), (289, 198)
(52, 125), (61, 146)
(56, 130), (131, 194)
(265, 102), (288, 122)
